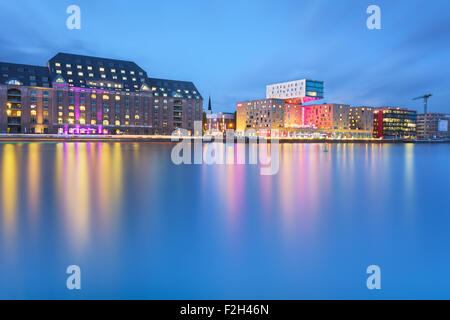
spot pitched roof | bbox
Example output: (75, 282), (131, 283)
(148, 77), (202, 99)
(0, 62), (50, 87)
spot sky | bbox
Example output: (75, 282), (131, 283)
(0, 0), (449, 113)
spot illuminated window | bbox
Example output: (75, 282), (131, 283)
(80, 118), (86, 125)
(101, 74), (106, 79)
(30, 110), (37, 116)
(115, 120), (120, 126)
(77, 65), (82, 69)
(102, 95), (109, 100)
(67, 71), (73, 75)
(89, 73), (94, 77)
(56, 70), (62, 74)
(91, 119), (97, 125)
(58, 112), (63, 116)
(91, 94), (97, 99)
(66, 64), (71, 68)
(87, 66), (92, 70)
(103, 120), (109, 125)
(99, 67), (105, 72)
(80, 106), (86, 111)
(115, 96), (120, 101)
(111, 69), (116, 73)
(78, 72), (83, 76)
(135, 115), (140, 120)
(55, 63), (61, 67)
(58, 118), (63, 124)
(69, 112), (75, 117)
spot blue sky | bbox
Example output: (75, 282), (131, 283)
(0, 0), (449, 113)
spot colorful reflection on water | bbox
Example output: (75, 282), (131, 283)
(0, 142), (449, 299)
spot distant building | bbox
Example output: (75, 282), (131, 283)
(373, 108), (417, 139)
(349, 107), (374, 132)
(266, 79), (324, 103)
(417, 113), (450, 139)
(0, 53), (203, 135)
(236, 100), (372, 138)
(206, 112), (235, 132)
(236, 99), (302, 135)
(300, 104), (350, 131)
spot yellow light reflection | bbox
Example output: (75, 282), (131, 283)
(56, 143), (91, 252)
(27, 143), (40, 221)
(2, 144), (18, 239)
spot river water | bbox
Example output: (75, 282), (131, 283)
(0, 142), (449, 299)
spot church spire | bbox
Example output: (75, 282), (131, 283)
(208, 96), (212, 113)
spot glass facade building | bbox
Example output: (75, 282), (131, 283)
(373, 108), (417, 139)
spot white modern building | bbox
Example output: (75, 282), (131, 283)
(266, 79), (324, 102)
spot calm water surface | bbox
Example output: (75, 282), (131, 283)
(0, 142), (449, 299)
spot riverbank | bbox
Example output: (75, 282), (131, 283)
(0, 134), (448, 144)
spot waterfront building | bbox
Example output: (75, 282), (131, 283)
(417, 113), (450, 139)
(373, 108), (417, 139)
(300, 104), (350, 131)
(349, 107), (374, 132)
(237, 79), (325, 136)
(236, 99), (299, 135)
(0, 53), (203, 135)
(236, 100), (372, 138)
(206, 112), (235, 132)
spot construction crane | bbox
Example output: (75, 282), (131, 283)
(413, 94), (432, 139)
(413, 94), (432, 114)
